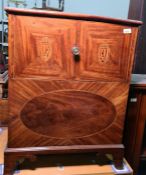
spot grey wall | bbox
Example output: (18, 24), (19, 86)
(50, 0), (130, 19)
(0, 0), (130, 20)
(64, 0), (130, 19)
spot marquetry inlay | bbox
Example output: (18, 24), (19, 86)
(98, 44), (110, 64)
(20, 90), (116, 139)
(39, 36), (52, 62)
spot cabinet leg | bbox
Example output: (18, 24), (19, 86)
(3, 145), (124, 173)
(4, 153), (18, 175)
(4, 149), (37, 175)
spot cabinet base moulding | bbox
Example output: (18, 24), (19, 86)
(4, 144), (124, 175)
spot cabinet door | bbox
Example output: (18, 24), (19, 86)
(77, 21), (137, 81)
(10, 15), (76, 79)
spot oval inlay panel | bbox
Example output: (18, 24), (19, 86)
(20, 91), (116, 139)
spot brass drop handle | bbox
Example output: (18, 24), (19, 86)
(72, 46), (80, 56)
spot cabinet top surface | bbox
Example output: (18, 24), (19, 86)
(5, 7), (142, 26)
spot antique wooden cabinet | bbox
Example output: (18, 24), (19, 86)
(4, 8), (141, 175)
(124, 75), (146, 175)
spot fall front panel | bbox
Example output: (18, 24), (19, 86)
(8, 79), (129, 147)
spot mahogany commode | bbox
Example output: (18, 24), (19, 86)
(4, 8), (142, 175)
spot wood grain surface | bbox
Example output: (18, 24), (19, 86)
(78, 21), (138, 81)
(0, 100), (8, 125)
(5, 7), (142, 26)
(4, 8), (141, 174)
(7, 12), (139, 148)
(9, 15), (138, 82)
(6, 8), (140, 149)
(124, 86), (146, 175)
(20, 90), (116, 139)
(7, 79), (129, 147)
